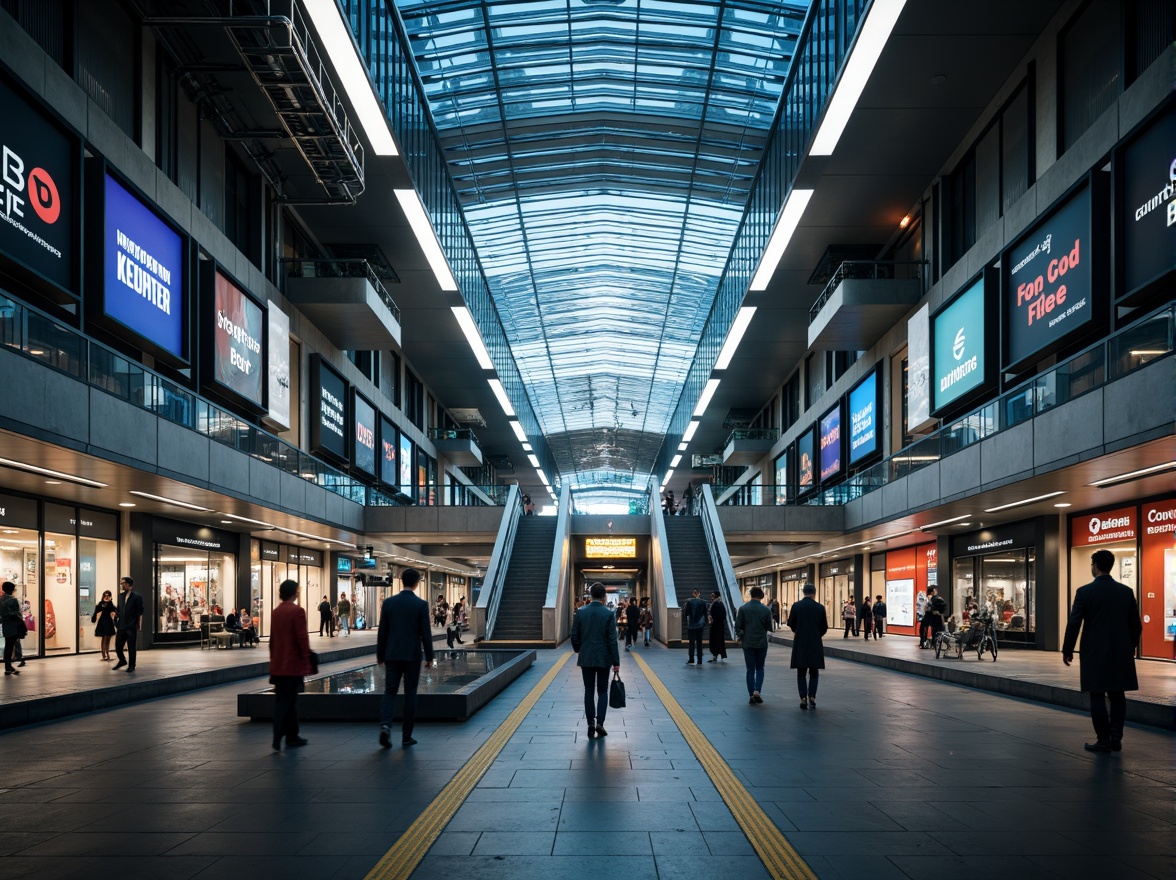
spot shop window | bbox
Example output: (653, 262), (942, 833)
(0, 525), (40, 654)
(1060, 0), (1121, 154)
(953, 550), (1036, 642)
(804, 353), (821, 412)
(156, 545), (235, 634)
(782, 373), (800, 431)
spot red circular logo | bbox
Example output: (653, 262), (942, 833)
(28, 167), (60, 225)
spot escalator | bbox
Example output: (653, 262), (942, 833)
(485, 517), (557, 642)
(663, 517), (723, 644)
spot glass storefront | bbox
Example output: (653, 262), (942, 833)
(818, 558), (855, 624)
(251, 540), (324, 637)
(951, 521), (1039, 645)
(150, 519), (239, 644)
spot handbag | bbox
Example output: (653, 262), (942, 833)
(16, 619), (28, 639)
(608, 671), (626, 709)
(308, 651), (320, 675)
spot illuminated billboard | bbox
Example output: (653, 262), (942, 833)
(585, 537), (636, 558)
(212, 271), (265, 408)
(932, 275), (988, 413)
(847, 368), (880, 465)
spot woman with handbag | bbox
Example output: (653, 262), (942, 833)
(92, 590), (118, 660)
(1, 581), (25, 675)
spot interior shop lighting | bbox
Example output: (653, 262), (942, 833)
(682, 420), (700, 443)
(984, 491), (1065, 513)
(919, 513), (972, 530)
(452, 307), (494, 369)
(670, 454), (682, 468)
(395, 189), (459, 291)
(487, 378), (516, 417)
(693, 378), (721, 418)
(809, 0), (908, 155)
(1088, 460), (1176, 487)
(128, 491), (212, 512)
(508, 420), (527, 442)
(749, 188), (814, 290)
(303, 0), (399, 156)
(0, 457), (107, 488)
(714, 306), (756, 370)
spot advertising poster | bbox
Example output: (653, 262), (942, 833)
(266, 303), (291, 430)
(1140, 499), (1176, 658)
(379, 416), (397, 488)
(847, 370), (878, 465)
(1121, 105), (1175, 296)
(213, 271), (265, 407)
(773, 451), (788, 505)
(104, 174), (184, 358)
(310, 356), (348, 462)
(0, 76), (76, 292)
(907, 303), (931, 430)
(1005, 185), (1092, 368)
(353, 392), (377, 475)
(932, 276), (986, 412)
(819, 406), (841, 483)
(399, 433), (413, 493)
(886, 579), (914, 626)
(796, 429), (815, 489)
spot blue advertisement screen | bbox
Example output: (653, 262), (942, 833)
(847, 371), (878, 464)
(103, 174), (184, 357)
(819, 406), (841, 483)
(399, 434), (413, 491)
(932, 277), (986, 411)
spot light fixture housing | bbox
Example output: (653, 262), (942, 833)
(451, 306), (494, 369)
(0, 457), (107, 488)
(128, 491), (211, 512)
(670, 454), (682, 468)
(508, 420), (527, 442)
(984, 491), (1065, 513)
(920, 514), (972, 531)
(678, 442), (688, 452)
(394, 189), (459, 291)
(693, 378), (721, 418)
(682, 420), (700, 442)
(527, 454), (541, 468)
(487, 378), (516, 417)
(714, 306), (756, 370)
(1089, 461), (1175, 487)
(749, 188), (814, 290)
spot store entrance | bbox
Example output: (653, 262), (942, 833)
(952, 550), (1036, 645)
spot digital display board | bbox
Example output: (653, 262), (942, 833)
(818, 405), (842, 483)
(773, 451), (788, 505)
(1120, 105), (1175, 297)
(104, 174), (184, 359)
(310, 355), (348, 462)
(585, 537), (636, 558)
(0, 76), (76, 293)
(932, 276), (987, 412)
(796, 428), (815, 490)
(847, 369), (880, 465)
(399, 433), (413, 491)
(379, 416), (398, 487)
(1004, 184), (1092, 369)
(212, 271), (264, 408)
(352, 391), (377, 476)
(266, 303), (290, 430)
(907, 304), (930, 430)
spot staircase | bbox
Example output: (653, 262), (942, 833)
(663, 518), (722, 641)
(488, 517), (557, 642)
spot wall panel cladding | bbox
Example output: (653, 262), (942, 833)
(156, 420), (210, 484)
(77, 0), (135, 138)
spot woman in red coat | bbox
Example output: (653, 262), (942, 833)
(269, 579), (314, 750)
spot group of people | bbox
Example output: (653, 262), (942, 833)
(612, 596), (653, 650)
(840, 595), (889, 639)
(317, 593), (355, 637)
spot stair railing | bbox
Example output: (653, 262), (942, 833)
(649, 484), (680, 646)
(543, 484), (573, 643)
(473, 483), (523, 641)
(699, 484), (741, 639)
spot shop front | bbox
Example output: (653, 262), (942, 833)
(251, 541), (325, 637)
(817, 558), (860, 624)
(0, 493), (120, 659)
(152, 519), (239, 644)
(873, 543), (937, 638)
(778, 566), (812, 610)
(951, 520), (1044, 647)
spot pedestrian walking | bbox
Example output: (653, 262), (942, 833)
(112, 577), (143, 673)
(377, 568), (435, 749)
(858, 596), (874, 639)
(269, 579), (313, 750)
(920, 587), (946, 648)
(1062, 549), (1142, 753)
(841, 596), (856, 638)
(1, 582), (24, 675)
(788, 583), (828, 709)
(337, 593), (352, 637)
(707, 591), (727, 662)
(91, 589), (117, 660)
(639, 597), (653, 647)
(683, 589), (708, 664)
(734, 586), (773, 704)
(318, 596), (334, 637)
(872, 595), (887, 638)
(624, 597), (640, 651)
(570, 582), (620, 738)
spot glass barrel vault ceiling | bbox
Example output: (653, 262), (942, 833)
(395, 0), (810, 490)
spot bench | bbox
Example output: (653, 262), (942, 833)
(210, 630), (238, 649)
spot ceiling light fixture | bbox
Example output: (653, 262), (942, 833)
(527, 454), (541, 468)
(984, 491), (1065, 513)
(693, 378), (721, 418)
(714, 306), (756, 370)
(508, 420), (527, 442)
(809, 0), (908, 155)
(1053, 503), (1072, 508)
(536, 469), (549, 485)
(0, 457), (108, 488)
(522, 442), (532, 451)
(394, 189), (459, 291)
(451, 307), (494, 369)
(118, 502), (136, 508)
(749, 188), (814, 290)
(303, 0), (399, 156)
(128, 491), (211, 512)
(920, 514), (972, 530)
(682, 420), (700, 443)
(222, 513), (276, 528)
(487, 378), (515, 417)
(678, 442), (688, 452)
(670, 454), (682, 468)
(663, 469), (674, 484)
(1089, 461), (1176, 487)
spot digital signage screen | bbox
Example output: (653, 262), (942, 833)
(103, 173), (185, 359)
(379, 416), (398, 488)
(212, 271), (265, 408)
(399, 433), (413, 492)
(773, 451), (788, 505)
(818, 404), (842, 484)
(847, 369), (880, 465)
(0, 76), (76, 293)
(932, 276), (987, 413)
(310, 355), (348, 462)
(352, 392), (377, 476)
(1120, 105), (1175, 298)
(266, 303), (291, 430)
(796, 428), (816, 491)
(1004, 183), (1093, 370)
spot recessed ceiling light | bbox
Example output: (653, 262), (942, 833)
(118, 502), (136, 508)
(984, 491), (1065, 513)
(221, 520), (233, 524)
(44, 480), (62, 485)
(128, 491), (212, 512)
(0, 458), (107, 487)
(1053, 502), (1072, 508)
(1089, 461), (1175, 487)
(920, 514), (972, 530)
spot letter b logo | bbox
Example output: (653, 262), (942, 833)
(28, 167), (60, 224)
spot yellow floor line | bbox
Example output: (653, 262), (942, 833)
(632, 653), (818, 880)
(364, 652), (572, 880)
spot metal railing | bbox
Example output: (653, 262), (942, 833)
(282, 258), (401, 325)
(723, 428), (779, 446)
(808, 260), (928, 324)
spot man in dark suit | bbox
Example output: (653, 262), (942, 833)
(788, 583), (829, 710)
(1062, 549), (1142, 753)
(682, 589), (709, 664)
(112, 576), (143, 672)
(377, 568), (434, 748)
(570, 582), (621, 738)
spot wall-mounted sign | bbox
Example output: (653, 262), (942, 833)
(399, 433), (413, 491)
(103, 174), (185, 359)
(1004, 183), (1093, 369)
(0, 76), (76, 293)
(773, 451), (788, 505)
(796, 428), (815, 490)
(952, 519), (1038, 558)
(1120, 104), (1175, 298)
(818, 404), (842, 483)
(353, 391), (377, 476)
(379, 416), (398, 488)
(585, 537), (636, 559)
(1070, 506), (1137, 547)
(212, 271), (265, 408)
(0, 493), (38, 529)
(310, 355), (348, 462)
(847, 368), (880, 465)
(932, 276), (987, 413)
(907, 303), (931, 431)
(266, 302), (291, 430)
